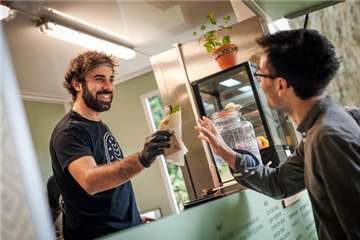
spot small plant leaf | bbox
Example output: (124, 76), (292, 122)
(206, 10), (217, 25)
(200, 24), (206, 30)
(223, 16), (230, 23)
(193, 32), (197, 36)
(218, 25), (225, 31)
(206, 30), (215, 36)
(168, 104), (181, 115)
(210, 18), (217, 25)
(206, 10), (214, 19)
(222, 35), (231, 45)
(205, 36), (217, 42)
(204, 43), (214, 53)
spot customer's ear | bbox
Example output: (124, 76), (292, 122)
(277, 78), (288, 97)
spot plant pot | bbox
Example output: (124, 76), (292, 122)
(212, 43), (238, 70)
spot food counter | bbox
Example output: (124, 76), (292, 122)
(102, 189), (317, 240)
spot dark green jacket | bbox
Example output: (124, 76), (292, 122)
(233, 96), (360, 240)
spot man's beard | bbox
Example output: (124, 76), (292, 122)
(82, 83), (113, 112)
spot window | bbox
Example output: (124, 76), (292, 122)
(141, 90), (189, 212)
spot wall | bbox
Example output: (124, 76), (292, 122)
(288, 0), (360, 107)
(23, 100), (66, 187)
(102, 71), (173, 217)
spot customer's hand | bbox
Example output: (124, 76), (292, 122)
(194, 116), (232, 157)
(139, 131), (171, 168)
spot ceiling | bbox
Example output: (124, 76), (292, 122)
(2, 1), (238, 102)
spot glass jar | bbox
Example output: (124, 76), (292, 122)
(212, 109), (262, 161)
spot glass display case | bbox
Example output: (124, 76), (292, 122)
(192, 61), (299, 184)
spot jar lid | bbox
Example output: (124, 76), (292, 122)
(212, 109), (236, 119)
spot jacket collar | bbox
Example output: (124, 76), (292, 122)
(297, 95), (333, 133)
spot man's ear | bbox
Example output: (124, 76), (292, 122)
(277, 78), (288, 97)
(71, 78), (81, 92)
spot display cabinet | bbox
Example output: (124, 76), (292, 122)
(192, 61), (299, 183)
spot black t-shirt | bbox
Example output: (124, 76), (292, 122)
(50, 110), (141, 240)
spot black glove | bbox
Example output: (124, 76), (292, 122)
(139, 131), (171, 168)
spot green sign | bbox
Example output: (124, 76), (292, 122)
(102, 189), (317, 240)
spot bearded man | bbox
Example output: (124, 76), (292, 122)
(50, 51), (171, 240)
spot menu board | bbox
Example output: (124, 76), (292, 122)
(102, 189), (317, 240)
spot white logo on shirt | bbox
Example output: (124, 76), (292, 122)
(103, 132), (122, 163)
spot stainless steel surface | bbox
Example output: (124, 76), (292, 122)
(242, 0), (344, 22)
(150, 17), (265, 199)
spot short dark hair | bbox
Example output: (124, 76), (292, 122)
(256, 29), (341, 100)
(63, 51), (118, 100)
(344, 106), (360, 127)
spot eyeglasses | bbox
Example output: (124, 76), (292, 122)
(253, 71), (278, 83)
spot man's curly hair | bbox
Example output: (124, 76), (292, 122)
(63, 51), (118, 100)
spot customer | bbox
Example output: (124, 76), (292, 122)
(50, 51), (171, 240)
(344, 106), (360, 127)
(195, 29), (360, 239)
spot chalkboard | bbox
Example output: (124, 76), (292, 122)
(102, 189), (317, 240)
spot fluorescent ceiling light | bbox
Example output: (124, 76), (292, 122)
(238, 85), (252, 92)
(37, 22), (136, 60)
(42, 7), (130, 41)
(219, 79), (242, 87)
(1, 5), (17, 21)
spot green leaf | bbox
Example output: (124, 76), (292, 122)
(222, 35), (231, 45)
(206, 10), (217, 25)
(204, 42), (214, 48)
(193, 32), (197, 36)
(205, 30), (215, 36)
(200, 24), (206, 30)
(205, 36), (217, 42)
(205, 44), (214, 53)
(169, 104), (181, 115)
(206, 10), (214, 19)
(223, 16), (230, 23)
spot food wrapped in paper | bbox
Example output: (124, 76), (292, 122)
(158, 105), (188, 166)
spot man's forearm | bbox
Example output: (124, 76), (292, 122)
(84, 153), (145, 195)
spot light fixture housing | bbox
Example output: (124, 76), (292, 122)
(37, 22), (136, 60)
(1, 5), (17, 21)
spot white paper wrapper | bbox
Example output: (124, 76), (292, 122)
(158, 110), (188, 166)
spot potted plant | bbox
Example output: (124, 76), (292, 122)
(193, 10), (238, 70)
